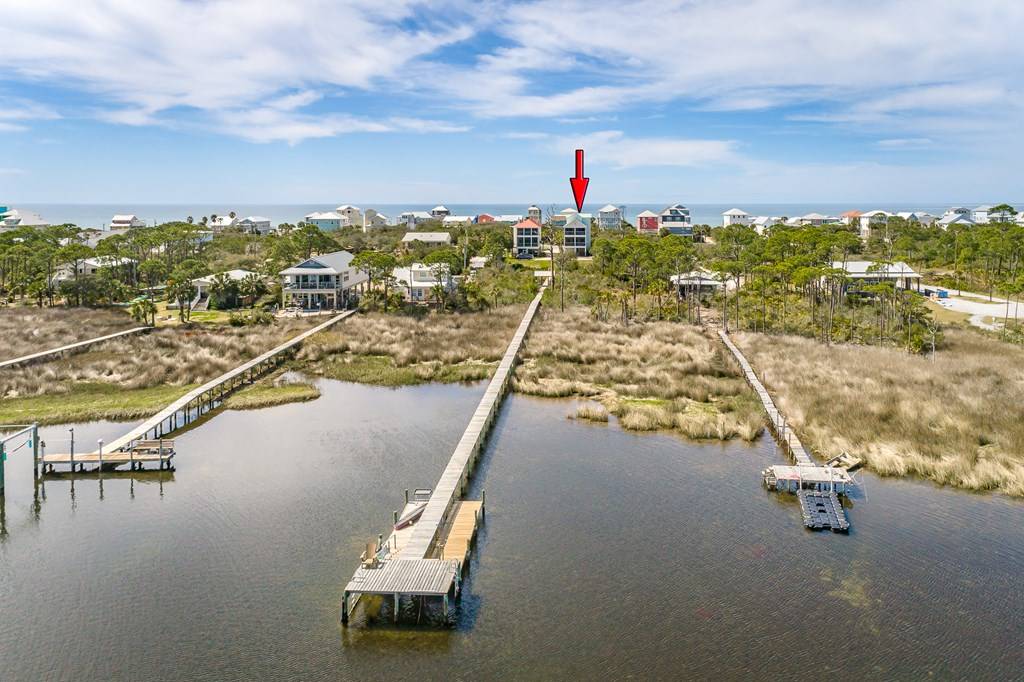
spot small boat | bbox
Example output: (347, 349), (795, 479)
(394, 502), (427, 530)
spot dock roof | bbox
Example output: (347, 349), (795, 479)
(345, 559), (459, 596)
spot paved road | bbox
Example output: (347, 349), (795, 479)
(931, 287), (1020, 330)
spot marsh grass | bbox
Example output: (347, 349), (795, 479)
(734, 328), (1024, 496)
(298, 307), (525, 385)
(224, 377), (321, 410)
(0, 318), (318, 422)
(516, 307), (763, 442)
(0, 307), (137, 361)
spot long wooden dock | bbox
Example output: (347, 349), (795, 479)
(717, 329), (856, 531)
(342, 286), (546, 626)
(0, 326), (151, 371)
(718, 329), (813, 466)
(42, 311), (355, 470)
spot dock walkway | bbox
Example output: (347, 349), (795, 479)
(718, 330), (813, 466)
(0, 326), (150, 371)
(342, 286), (546, 625)
(43, 311), (354, 469)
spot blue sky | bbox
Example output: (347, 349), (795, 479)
(2, 0), (1023, 204)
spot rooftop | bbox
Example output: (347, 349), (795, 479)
(401, 231), (452, 243)
(833, 260), (920, 278)
(345, 558), (460, 596)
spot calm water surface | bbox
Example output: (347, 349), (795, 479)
(1, 380), (1022, 680)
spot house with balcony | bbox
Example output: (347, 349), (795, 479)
(513, 218), (542, 258)
(659, 204), (693, 236)
(563, 214), (591, 256)
(857, 210), (893, 238)
(527, 205), (542, 223)
(636, 210), (659, 235)
(278, 250), (368, 310)
(431, 205), (451, 219)
(393, 262), (456, 302)
(598, 204), (623, 229)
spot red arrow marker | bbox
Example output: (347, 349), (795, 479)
(569, 148), (589, 212)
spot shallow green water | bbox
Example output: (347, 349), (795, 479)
(1, 380), (1022, 680)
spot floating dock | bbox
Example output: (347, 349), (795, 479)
(342, 286), (546, 627)
(798, 490), (850, 532)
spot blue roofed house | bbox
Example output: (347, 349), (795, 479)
(279, 250), (368, 310)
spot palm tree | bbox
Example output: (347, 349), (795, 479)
(239, 273), (266, 308)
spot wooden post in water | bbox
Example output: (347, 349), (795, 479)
(97, 439), (103, 471)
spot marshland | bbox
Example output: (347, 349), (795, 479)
(0, 316), (317, 424)
(0, 306), (137, 361)
(734, 328), (1024, 496)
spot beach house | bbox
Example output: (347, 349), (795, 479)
(209, 215), (239, 231)
(430, 205), (451, 219)
(110, 214), (146, 229)
(399, 211), (433, 227)
(304, 211), (347, 230)
(563, 214), (591, 256)
(336, 205), (363, 225)
(363, 209), (389, 228)
(832, 260), (921, 293)
(401, 232), (453, 249)
(857, 210), (893, 238)
(238, 216), (272, 234)
(937, 213), (975, 229)
(659, 204), (693, 236)
(0, 209), (49, 228)
(722, 208), (752, 227)
(513, 218), (542, 258)
(279, 250), (368, 310)
(598, 204), (623, 229)
(527, 205), (542, 223)
(636, 210), (659, 235)
(392, 262), (456, 302)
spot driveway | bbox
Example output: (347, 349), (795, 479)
(931, 287), (1020, 330)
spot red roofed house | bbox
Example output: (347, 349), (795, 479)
(477, 213), (496, 223)
(513, 218), (542, 258)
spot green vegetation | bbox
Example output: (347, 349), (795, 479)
(0, 381), (192, 425)
(223, 379), (321, 410)
(0, 318), (317, 424)
(310, 354), (495, 386)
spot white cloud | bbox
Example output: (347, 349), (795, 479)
(548, 131), (739, 169)
(0, 167), (26, 175)
(877, 138), (934, 149)
(0, 98), (60, 132)
(0, 0), (482, 142)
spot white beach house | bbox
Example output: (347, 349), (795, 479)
(430, 205), (451, 219)
(279, 250), (368, 310)
(563, 214), (591, 256)
(401, 231), (453, 248)
(833, 260), (921, 292)
(392, 262), (456, 302)
(598, 204), (623, 229)
(722, 208), (752, 227)
(335, 205), (363, 225)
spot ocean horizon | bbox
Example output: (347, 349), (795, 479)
(9, 202), (1006, 230)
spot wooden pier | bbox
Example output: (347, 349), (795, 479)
(39, 311), (355, 473)
(717, 329), (857, 531)
(0, 326), (151, 371)
(342, 286), (546, 627)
